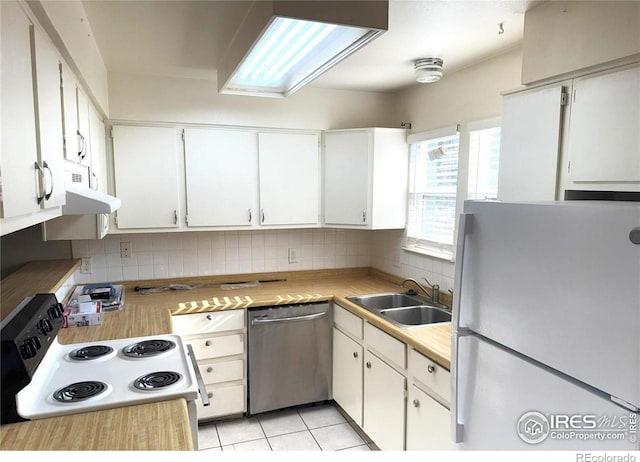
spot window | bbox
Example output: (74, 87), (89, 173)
(407, 133), (460, 253)
(406, 120), (501, 260)
(467, 126), (501, 200)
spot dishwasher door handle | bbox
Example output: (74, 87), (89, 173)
(186, 343), (210, 407)
(251, 311), (327, 325)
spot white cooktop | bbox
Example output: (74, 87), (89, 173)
(17, 334), (198, 420)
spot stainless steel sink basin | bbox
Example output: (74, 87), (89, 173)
(346, 293), (424, 311)
(379, 306), (452, 328)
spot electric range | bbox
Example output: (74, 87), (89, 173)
(1, 293), (207, 448)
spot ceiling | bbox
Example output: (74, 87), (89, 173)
(82, 0), (539, 93)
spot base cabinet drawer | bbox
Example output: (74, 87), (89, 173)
(198, 359), (244, 385)
(409, 348), (450, 404)
(190, 334), (244, 360)
(197, 384), (245, 420)
(172, 310), (244, 335)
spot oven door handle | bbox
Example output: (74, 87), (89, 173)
(186, 343), (210, 407)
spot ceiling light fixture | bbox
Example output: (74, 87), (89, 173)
(414, 58), (443, 83)
(218, 1), (388, 98)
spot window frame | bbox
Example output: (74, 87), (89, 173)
(404, 117), (501, 262)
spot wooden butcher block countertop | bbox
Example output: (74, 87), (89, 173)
(0, 262), (452, 451)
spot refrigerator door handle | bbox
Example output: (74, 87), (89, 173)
(451, 212), (473, 444)
(452, 212), (472, 331)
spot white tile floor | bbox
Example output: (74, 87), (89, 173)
(198, 402), (376, 452)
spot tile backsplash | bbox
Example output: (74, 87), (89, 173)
(72, 229), (372, 284)
(371, 229), (455, 292)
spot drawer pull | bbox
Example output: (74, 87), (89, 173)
(413, 399), (420, 408)
(353, 351), (358, 358)
(427, 365), (435, 374)
(207, 392), (213, 398)
(366, 361), (371, 368)
(205, 340), (212, 347)
(206, 367), (213, 373)
(206, 314), (213, 321)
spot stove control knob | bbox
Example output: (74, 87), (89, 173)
(29, 336), (41, 350)
(20, 341), (37, 359)
(38, 319), (53, 334)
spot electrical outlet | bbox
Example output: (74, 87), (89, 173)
(80, 257), (92, 274)
(393, 250), (402, 268)
(288, 248), (298, 264)
(120, 241), (132, 258)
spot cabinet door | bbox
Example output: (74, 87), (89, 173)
(112, 125), (181, 229)
(184, 128), (257, 227)
(0, 1), (40, 219)
(332, 327), (363, 427)
(363, 350), (406, 450)
(32, 26), (65, 209)
(406, 385), (451, 450)
(76, 88), (91, 167)
(89, 107), (107, 192)
(324, 131), (370, 226)
(258, 132), (320, 225)
(61, 63), (79, 162)
(498, 85), (564, 201)
(568, 66), (640, 183)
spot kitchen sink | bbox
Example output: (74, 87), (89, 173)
(346, 292), (452, 328)
(379, 306), (452, 328)
(346, 293), (424, 311)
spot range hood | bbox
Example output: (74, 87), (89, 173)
(62, 183), (121, 215)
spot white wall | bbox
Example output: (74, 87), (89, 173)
(72, 229), (371, 284)
(372, 48), (523, 290)
(108, 71), (394, 129)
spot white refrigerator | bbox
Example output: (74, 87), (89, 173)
(452, 200), (639, 450)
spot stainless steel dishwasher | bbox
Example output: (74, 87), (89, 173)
(248, 302), (332, 415)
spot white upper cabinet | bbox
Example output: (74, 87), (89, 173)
(567, 66), (640, 184)
(184, 128), (257, 227)
(60, 63), (80, 163)
(0, 1), (41, 219)
(498, 84), (566, 201)
(323, 128), (408, 229)
(112, 125), (181, 229)
(258, 132), (320, 226)
(1, 1), (67, 234)
(31, 25), (65, 209)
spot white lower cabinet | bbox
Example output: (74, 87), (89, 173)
(406, 385), (451, 450)
(363, 350), (406, 451)
(332, 303), (452, 451)
(171, 309), (246, 421)
(332, 327), (363, 427)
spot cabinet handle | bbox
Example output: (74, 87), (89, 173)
(207, 392), (213, 398)
(248, 208), (252, 223)
(205, 340), (212, 347)
(206, 367), (213, 373)
(91, 172), (98, 191)
(261, 209), (265, 223)
(362, 209), (367, 223)
(173, 210), (178, 225)
(77, 131), (86, 160)
(366, 361), (371, 368)
(206, 314), (213, 321)
(413, 399), (420, 408)
(427, 365), (435, 374)
(34, 162), (46, 204)
(43, 161), (53, 200)
(353, 351), (358, 358)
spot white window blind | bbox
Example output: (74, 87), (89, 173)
(468, 126), (501, 200)
(407, 133), (460, 252)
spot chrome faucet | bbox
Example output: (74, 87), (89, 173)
(401, 277), (440, 305)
